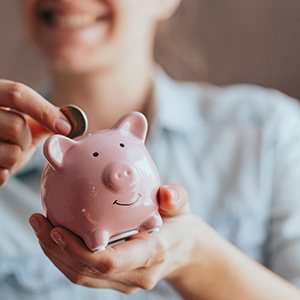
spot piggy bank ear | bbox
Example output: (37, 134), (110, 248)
(112, 112), (148, 142)
(43, 135), (76, 170)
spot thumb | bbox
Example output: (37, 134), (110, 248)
(158, 184), (190, 217)
(27, 117), (54, 146)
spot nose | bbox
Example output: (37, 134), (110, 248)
(103, 161), (138, 192)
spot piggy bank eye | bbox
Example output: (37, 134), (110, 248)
(119, 143), (125, 148)
(93, 152), (99, 157)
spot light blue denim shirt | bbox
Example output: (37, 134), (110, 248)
(1, 69), (300, 300)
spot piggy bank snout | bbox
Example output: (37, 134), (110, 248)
(103, 161), (138, 192)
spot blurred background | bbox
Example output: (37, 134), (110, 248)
(1, 0), (300, 99)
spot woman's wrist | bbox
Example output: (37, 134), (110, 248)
(164, 215), (218, 299)
(165, 215), (300, 300)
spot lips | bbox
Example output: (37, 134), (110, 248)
(39, 12), (94, 28)
(37, 2), (112, 29)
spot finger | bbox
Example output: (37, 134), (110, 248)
(29, 213), (82, 271)
(29, 213), (77, 263)
(26, 117), (51, 146)
(0, 80), (71, 135)
(33, 217), (141, 295)
(0, 168), (9, 186)
(40, 242), (103, 279)
(29, 214), (101, 266)
(0, 142), (21, 169)
(40, 244), (136, 293)
(158, 184), (190, 217)
(0, 109), (32, 149)
(48, 226), (167, 274)
(29, 214), (110, 278)
(29, 213), (97, 277)
(112, 267), (161, 291)
(29, 213), (58, 250)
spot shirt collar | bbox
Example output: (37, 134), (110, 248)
(153, 67), (206, 135)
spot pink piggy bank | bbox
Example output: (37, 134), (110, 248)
(41, 112), (163, 252)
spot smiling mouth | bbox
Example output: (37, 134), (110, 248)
(38, 10), (111, 29)
(113, 193), (142, 207)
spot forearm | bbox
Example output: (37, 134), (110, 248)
(166, 217), (300, 300)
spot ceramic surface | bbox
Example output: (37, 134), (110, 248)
(41, 112), (162, 252)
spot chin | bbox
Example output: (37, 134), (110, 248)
(51, 59), (90, 74)
(42, 48), (107, 75)
(49, 58), (99, 74)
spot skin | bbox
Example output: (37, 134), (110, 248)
(30, 185), (300, 299)
(0, 0), (299, 298)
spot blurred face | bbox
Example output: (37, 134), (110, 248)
(21, 0), (175, 73)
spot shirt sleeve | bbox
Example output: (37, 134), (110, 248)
(266, 92), (300, 287)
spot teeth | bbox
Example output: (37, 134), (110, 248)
(54, 15), (98, 28)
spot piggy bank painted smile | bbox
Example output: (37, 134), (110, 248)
(41, 112), (163, 252)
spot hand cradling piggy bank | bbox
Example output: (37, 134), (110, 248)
(41, 112), (163, 252)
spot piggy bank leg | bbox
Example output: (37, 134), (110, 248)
(84, 231), (110, 253)
(140, 212), (163, 233)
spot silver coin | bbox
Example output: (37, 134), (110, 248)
(60, 105), (88, 139)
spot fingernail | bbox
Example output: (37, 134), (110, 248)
(166, 186), (178, 202)
(51, 230), (65, 247)
(29, 217), (41, 234)
(55, 118), (71, 135)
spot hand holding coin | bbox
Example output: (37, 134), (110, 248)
(60, 105), (88, 139)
